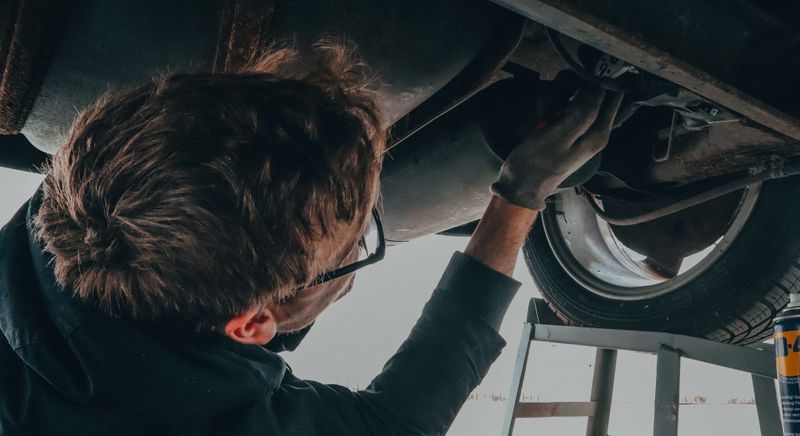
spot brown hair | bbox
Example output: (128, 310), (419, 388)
(34, 43), (386, 330)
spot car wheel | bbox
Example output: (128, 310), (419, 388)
(523, 177), (800, 344)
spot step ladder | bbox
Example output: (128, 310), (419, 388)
(502, 298), (782, 436)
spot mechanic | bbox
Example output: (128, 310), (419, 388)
(0, 46), (621, 435)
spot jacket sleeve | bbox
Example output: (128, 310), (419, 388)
(260, 252), (520, 435)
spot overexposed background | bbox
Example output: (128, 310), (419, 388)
(1, 167), (765, 435)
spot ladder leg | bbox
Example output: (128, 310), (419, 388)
(502, 323), (534, 436)
(654, 345), (681, 436)
(586, 348), (617, 436)
(751, 374), (782, 436)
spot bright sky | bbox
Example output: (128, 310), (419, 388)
(0, 167), (765, 435)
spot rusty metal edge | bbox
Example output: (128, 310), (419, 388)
(490, 0), (800, 140)
(515, 401), (597, 418)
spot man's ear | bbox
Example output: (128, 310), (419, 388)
(224, 307), (277, 345)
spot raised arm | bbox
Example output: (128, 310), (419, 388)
(245, 85), (622, 436)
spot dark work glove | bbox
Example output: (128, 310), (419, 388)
(491, 86), (624, 210)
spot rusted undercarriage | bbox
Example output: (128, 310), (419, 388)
(384, 0), (800, 242)
(495, 0), (800, 184)
(1, 0), (800, 245)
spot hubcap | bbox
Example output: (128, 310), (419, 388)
(541, 185), (761, 300)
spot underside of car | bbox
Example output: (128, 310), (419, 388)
(2, 0), (800, 343)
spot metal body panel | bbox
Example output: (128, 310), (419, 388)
(380, 110), (502, 242)
(271, 0), (510, 127)
(21, 0), (222, 152)
(20, 0), (504, 153)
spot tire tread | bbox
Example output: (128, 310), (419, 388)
(524, 178), (800, 345)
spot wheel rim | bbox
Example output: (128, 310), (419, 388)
(541, 185), (761, 301)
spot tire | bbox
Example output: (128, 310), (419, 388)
(523, 177), (800, 344)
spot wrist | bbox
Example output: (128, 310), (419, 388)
(464, 196), (539, 276)
(485, 195), (541, 222)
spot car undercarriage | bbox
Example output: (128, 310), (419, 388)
(2, 0), (800, 343)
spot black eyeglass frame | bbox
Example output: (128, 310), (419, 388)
(308, 208), (386, 286)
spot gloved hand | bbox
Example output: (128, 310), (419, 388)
(490, 86), (624, 210)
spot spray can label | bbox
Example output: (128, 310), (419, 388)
(776, 318), (800, 435)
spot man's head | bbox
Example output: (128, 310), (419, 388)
(34, 44), (386, 343)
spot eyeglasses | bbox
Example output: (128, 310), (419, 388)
(308, 208), (386, 286)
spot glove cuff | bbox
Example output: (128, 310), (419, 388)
(490, 180), (549, 210)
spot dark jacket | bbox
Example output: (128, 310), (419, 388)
(0, 190), (519, 435)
